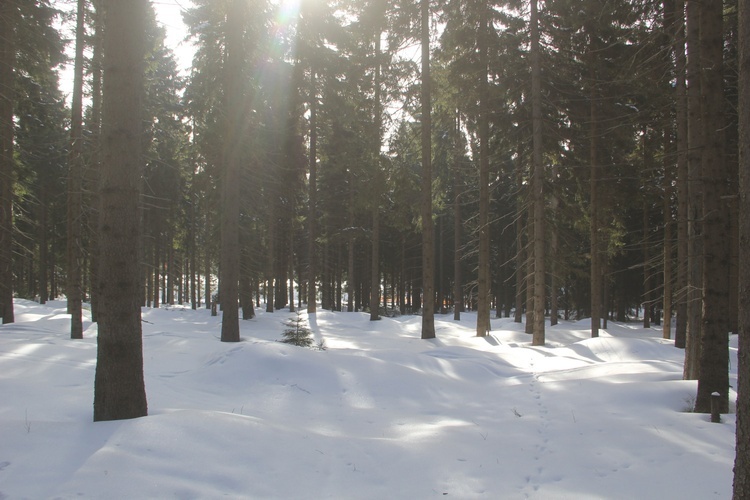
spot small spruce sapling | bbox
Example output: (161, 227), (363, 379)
(280, 311), (314, 348)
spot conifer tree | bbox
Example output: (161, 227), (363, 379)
(93, 0), (149, 421)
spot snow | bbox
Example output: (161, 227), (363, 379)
(0, 299), (737, 498)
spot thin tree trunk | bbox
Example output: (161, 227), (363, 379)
(514, 160), (525, 324)
(347, 185), (355, 312)
(307, 68), (318, 314)
(531, 0), (545, 346)
(420, 0), (435, 339)
(266, 210), (275, 313)
(476, 9), (491, 337)
(684, 0), (703, 380)
(674, 0), (688, 348)
(67, 0), (85, 338)
(589, 35), (601, 338)
(38, 181), (48, 304)
(663, 133), (673, 340)
(86, 0), (104, 322)
(453, 111), (462, 321)
(643, 199), (652, 329)
(219, 0), (245, 342)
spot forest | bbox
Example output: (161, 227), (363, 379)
(1, 0), (749, 496)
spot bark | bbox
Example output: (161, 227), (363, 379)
(0, 0), (15, 324)
(684, 0), (703, 380)
(219, 0), (245, 342)
(93, 0), (148, 421)
(514, 158), (525, 324)
(370, 17), (383, 322)
(87, 0), (104, 322)
(590, 76), (601, 338)
(67, 0), (85, 338)
(674, 0), (688, 348)
(307, 68), (317, 314)
(531, 0), (545, 346)
(734, 0), (750, 493)
(266, 208), (275, 314)
(476, 9), (490, 337)
(643, 199), (651, 329)
(453, 111), (462, 321)
(695, 0), (729, 414)
(663, 139), (673, 340)
(420, 0), (435, 339)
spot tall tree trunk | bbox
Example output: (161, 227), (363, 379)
(694, 0), (729, 414)
(289, 227), (295, 313)
(86, 0), (104, 322)
(663, 138), (674, 340)
(219, 0), (245, 342)
(67, 0), (85, 338)
(347, 196), (355, 312)
(643, 199), (652, 329)
(420, 0), (435, 339)
(674, 0), (688, 348)
(453, 111), (462, 321)
(93, 0), (148, 421)
(307, 68), (318, 314)
(189, 165), (197, 310)
(684, 0), (703, 380)
(589, 31), (601, 339)
(0, 0), (16, 324)
(514, 158), (525, 324)
(266, 209), (275, 313)
(38, 181), (48, 304)
(370, 14), (383, 321)
(476, 8), (491, 337)
(733, 0), (750, 494)
(531, 0), (545, 346)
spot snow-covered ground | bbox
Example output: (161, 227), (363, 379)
(0, 299), (737, 498)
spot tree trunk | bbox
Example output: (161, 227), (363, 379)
(589, 31), (601, 339)
(643, 200), (652, 329)
(531, 0), (545, 346)
(266, 209), (275, 314)
(219, 0), (245, 342)
(93, 0), (148, 421)
(453, 111), (462, 321)
(0, 0), (16, 324)
(307, 67), (318, 314)
(87, 0), (104, 322)
(694, 0), (729, 414)
(674, 0), (688, 348)
(663, 141), (673, 340)
(370, 16), (383, 321)
(684, 0), (703, 380)
(38, 181), (48, 304)
(420, 0), (435, 339)
(733, 0), (750, 494)
(514, 155), (525, 324)
(475, 9), (490, 336)
(67, 0), (85, 338)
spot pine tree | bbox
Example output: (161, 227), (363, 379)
(735, 0), (750, 494)
(0, 0), (16, 324)
(67, 0), (86, 339)
(93, 0), (149, 421)
(420, 0), (435, 340)
(219, 0), (246, 343)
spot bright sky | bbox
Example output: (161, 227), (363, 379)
(151, 0), (195, 74)
(56, 0), (195, 98)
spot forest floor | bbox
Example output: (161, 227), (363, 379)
(0, 299), (737, 498)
